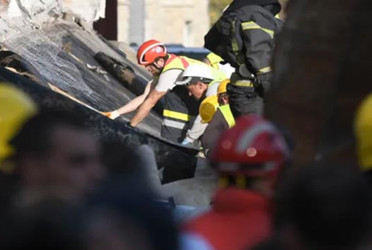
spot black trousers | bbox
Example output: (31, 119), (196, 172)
(227, 84), (264, 119)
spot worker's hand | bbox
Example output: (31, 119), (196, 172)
(125, 122), (142, 134)
(126, 121), (135, 128)
(181, 137), (194, 147)
(103, 110), (120, 120)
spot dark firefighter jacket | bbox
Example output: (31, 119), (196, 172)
(204, 0), (283, 93)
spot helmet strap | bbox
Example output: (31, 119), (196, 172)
(152, 61), (162, 71)
(153, 56), (168, 72)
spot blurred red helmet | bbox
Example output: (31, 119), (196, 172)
(210, 115), (289, 177)
(137, 40), (167, 65)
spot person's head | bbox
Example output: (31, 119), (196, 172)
(0, 83), (37, 171)
(199, 95), (218, 124)
(10, 109), (105, 199)
(210, 115), (290, 197)
(137, 40), (168, 76)
(177, 64), (214, 100)
(217, 79), (230, 105)
(274, 164), (372, 250)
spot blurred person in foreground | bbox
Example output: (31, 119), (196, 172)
(262, 164), (372, 250)
(183, 115), (290, 250)
(355, 93), (372, 184)
(0, 187), (179, 250)
(84, 166), (180, 250)
(0, 198), (84, 250)
(0, 83), (37, 212)
(8, 109), (105, 207)
(0, 83), (37, 171)
(0, 84), (177, 250)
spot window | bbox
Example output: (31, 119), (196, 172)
(183, 20), (192, 46)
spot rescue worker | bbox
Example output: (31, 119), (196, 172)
(269, 164), (372, 250)
(184, 115), (290, 250)
(176, 63), (226, 145)
(354, 93), (372, 184)
(204, 0), (283, 118)
(0, 83), (37, 172)
(10, 109), (105, 202)
(104, 39), (206, 143)
(201, 79), (235, 157)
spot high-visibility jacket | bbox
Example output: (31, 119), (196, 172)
(218, 104), (235, 128)
(161, 54), (204, 142)
(209, 68), (227, 87)
(163, 54), (203, 73)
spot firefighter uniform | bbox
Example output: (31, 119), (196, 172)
(204, 0), (283, 118)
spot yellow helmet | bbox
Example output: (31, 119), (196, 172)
(355, 93), (372, 171)
(217, 79), (230, 95)
(0, 84), (37, 167)
(199, 95), (218, 124)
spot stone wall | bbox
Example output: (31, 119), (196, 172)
(117, 0), (130, 43)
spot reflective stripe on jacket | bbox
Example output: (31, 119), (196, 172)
(218, 104), (235, 128)
(161, 86), (199, 142)
(163, 54), (203, 73)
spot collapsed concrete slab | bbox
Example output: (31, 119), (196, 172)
(0, 0), (202, 187)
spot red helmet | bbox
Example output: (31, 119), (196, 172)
(210, 115), (289, 177)
(137, 40), (167, 65)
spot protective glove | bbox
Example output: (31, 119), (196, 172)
(103, 110), (120, 120)
(126, 121), (135, 128)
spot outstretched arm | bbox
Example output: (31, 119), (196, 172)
(115, 81), (153, 115)
(129, 89), (166, 127)
(130, 69), (182, 126)
(104, 80), (153, 119)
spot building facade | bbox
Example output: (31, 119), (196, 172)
(117, 0), (209, 47)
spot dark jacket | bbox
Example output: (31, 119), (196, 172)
(204, 0), (282, 93)
(224, 0), (281, 15)
(201, 109), (229, 157)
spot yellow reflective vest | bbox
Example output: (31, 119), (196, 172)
(218, 104), (235, 128)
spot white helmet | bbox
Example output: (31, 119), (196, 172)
(177, 64), (214, 86)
